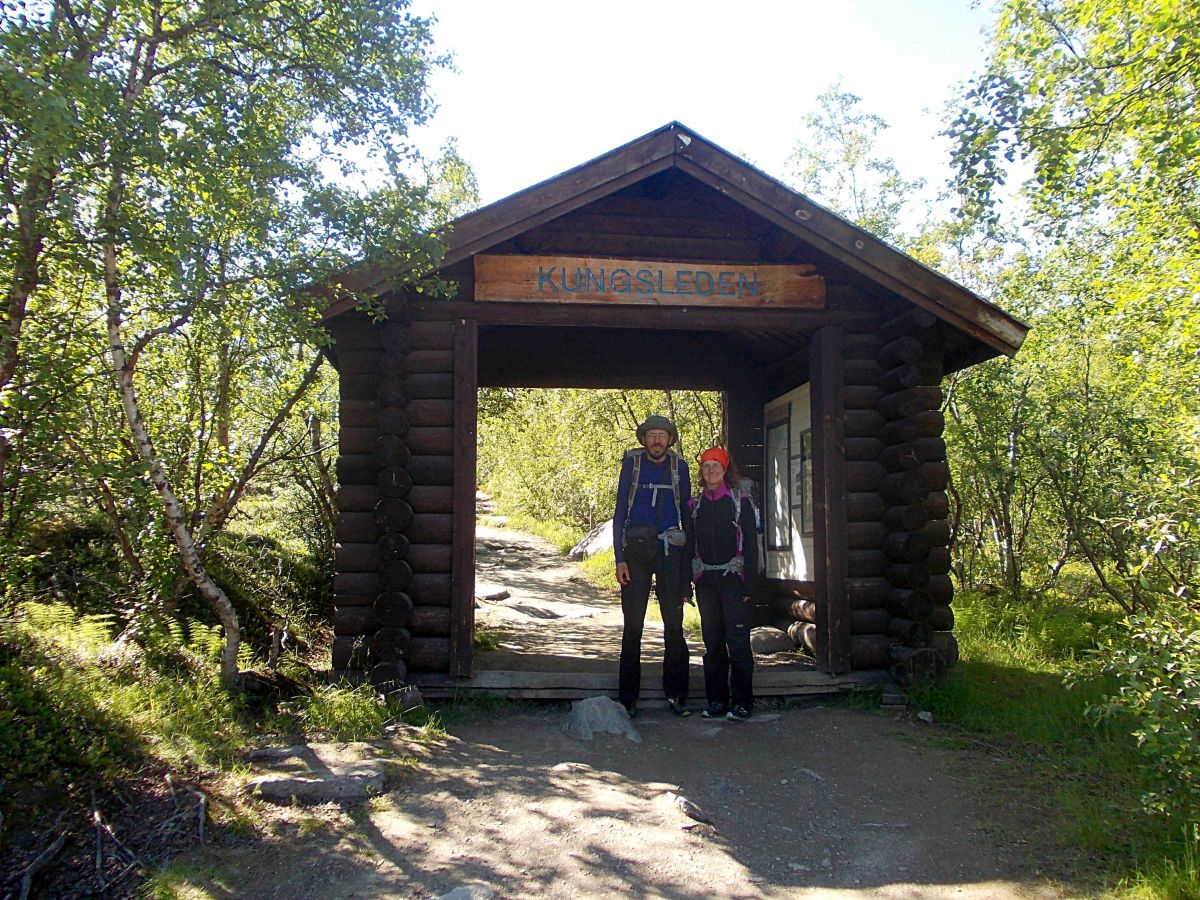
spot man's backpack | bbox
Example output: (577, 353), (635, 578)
(622, 447), (683, 533)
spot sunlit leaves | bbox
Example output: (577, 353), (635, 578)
(0, 0), (449, 648)
(788, 83), (927, 247)
(478, 389), (723, 531)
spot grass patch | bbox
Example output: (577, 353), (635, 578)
(581, 547), (618, 590)
(431, 691), (537, 726)
(473, 626), (502, 651)
(907, 590), (1197, 897)
(0, 603), (253, 792)
(0, 602), (442, 851)
(142, 859), (227, 899)
(278, 681), (434, 742)
(1118, 825), (1200, 900)
(814, 686), (885, 713)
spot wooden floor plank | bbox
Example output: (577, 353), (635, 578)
(413, 667), (889, 700)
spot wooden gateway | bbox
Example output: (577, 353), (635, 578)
(321, 123), (1028, 693)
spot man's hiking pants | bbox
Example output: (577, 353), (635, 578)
(619, 545), (690, 707)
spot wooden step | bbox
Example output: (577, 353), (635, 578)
(412, 667), (889, 700)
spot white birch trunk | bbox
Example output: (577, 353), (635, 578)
(105, 247), (242, 685)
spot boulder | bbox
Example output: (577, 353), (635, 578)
(562, 695), (641, 743)
(568, 520), (613, 560)
(474, 583), (510, 603)
(245, 769), (386, 804)
(242, 741), (395, 805)
(439, 885), (495, 900)
(384, 683), (424, 710)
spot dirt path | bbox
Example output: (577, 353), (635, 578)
(161, 522), (1080, 899)
(472, 521), (638, 673)
(174, 704), (1073, 899)
(471, 521), (814, 680)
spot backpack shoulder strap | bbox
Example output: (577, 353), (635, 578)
(732, 491), (744, 554)
(624, 449), (643, 522)
(668, 451), (682, 526)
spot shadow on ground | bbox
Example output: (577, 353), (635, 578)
(165, 703), (1075, 899)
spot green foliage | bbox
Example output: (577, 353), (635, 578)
(0, 599), (438, 798)
(288, 682), (408, 741)
(942, 13), (1200, 615)
(911, 592), (1200, 893)
(478, 388), (722, 531)
(581, 548), (619, 592)
(1081, 609), (1200, 825)
(0, 602), (252, 804)
(424, 138), (482, 226)
(501, 513), (580, 556)
(944, 233), (1200, 615)
(0, 0), (462, 680)
(1121, 824), (1200, 900)
(953, 587), (1124, 660)
(788, 82), (928, 246)
(948, 0), (1200, 235)
(472, 627), (501, 652)
(0, 618), (135, 791)
(205, 526), (333, 656)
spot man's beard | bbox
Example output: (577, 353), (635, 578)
(646, 447), (667, 460)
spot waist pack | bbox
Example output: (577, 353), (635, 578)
(623, 525), (660, 564)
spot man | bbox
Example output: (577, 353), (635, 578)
(613, 415), (692, 717)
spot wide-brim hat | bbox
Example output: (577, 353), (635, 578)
(636, 415), (678, 446)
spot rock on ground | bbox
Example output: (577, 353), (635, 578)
(242, 742), (397, 805)
(561, 695), (641, 743)
(567, 520), (613, 559)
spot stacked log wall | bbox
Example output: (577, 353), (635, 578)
(329, 301), (456, 685)
(876, 311), (958, 680)
(328, 312), (381, 682)
(772, 329), (895, 669)
(831, 329), (891, 667)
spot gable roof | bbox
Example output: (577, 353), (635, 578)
(441, 122), (1027, 358)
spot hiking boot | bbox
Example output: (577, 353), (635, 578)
(701, 703), (727, 719)
(667, 698), (691, 717)
(726, 706), (751, 722)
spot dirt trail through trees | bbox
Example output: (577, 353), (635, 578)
(165, 523), (1080, 899)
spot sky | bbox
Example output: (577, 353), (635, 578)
(408, 1), (998, 210)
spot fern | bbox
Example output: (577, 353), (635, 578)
(185, 620), (225, 662)
(18, 602), (114, 657)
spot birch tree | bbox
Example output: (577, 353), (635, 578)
(1, 0), (448, 683)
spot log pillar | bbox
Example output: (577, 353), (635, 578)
(329, 299), (461, 683)
(449, 318), (477, 677)
(810, 325), (850, 673)
(876, 312), (957, 678)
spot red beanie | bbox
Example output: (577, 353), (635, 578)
(700, 447), (730, 470)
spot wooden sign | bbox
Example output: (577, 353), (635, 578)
(475, 255), (824, 308)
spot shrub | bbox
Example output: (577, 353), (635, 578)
(951, 587), (1123, 660)
(1081, 608), (1200, 824)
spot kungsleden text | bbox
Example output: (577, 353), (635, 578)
(536, 265), (760, 297)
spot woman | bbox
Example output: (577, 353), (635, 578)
(685, 446), (759, 721)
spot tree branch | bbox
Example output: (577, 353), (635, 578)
(197, 350), (326, 545)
